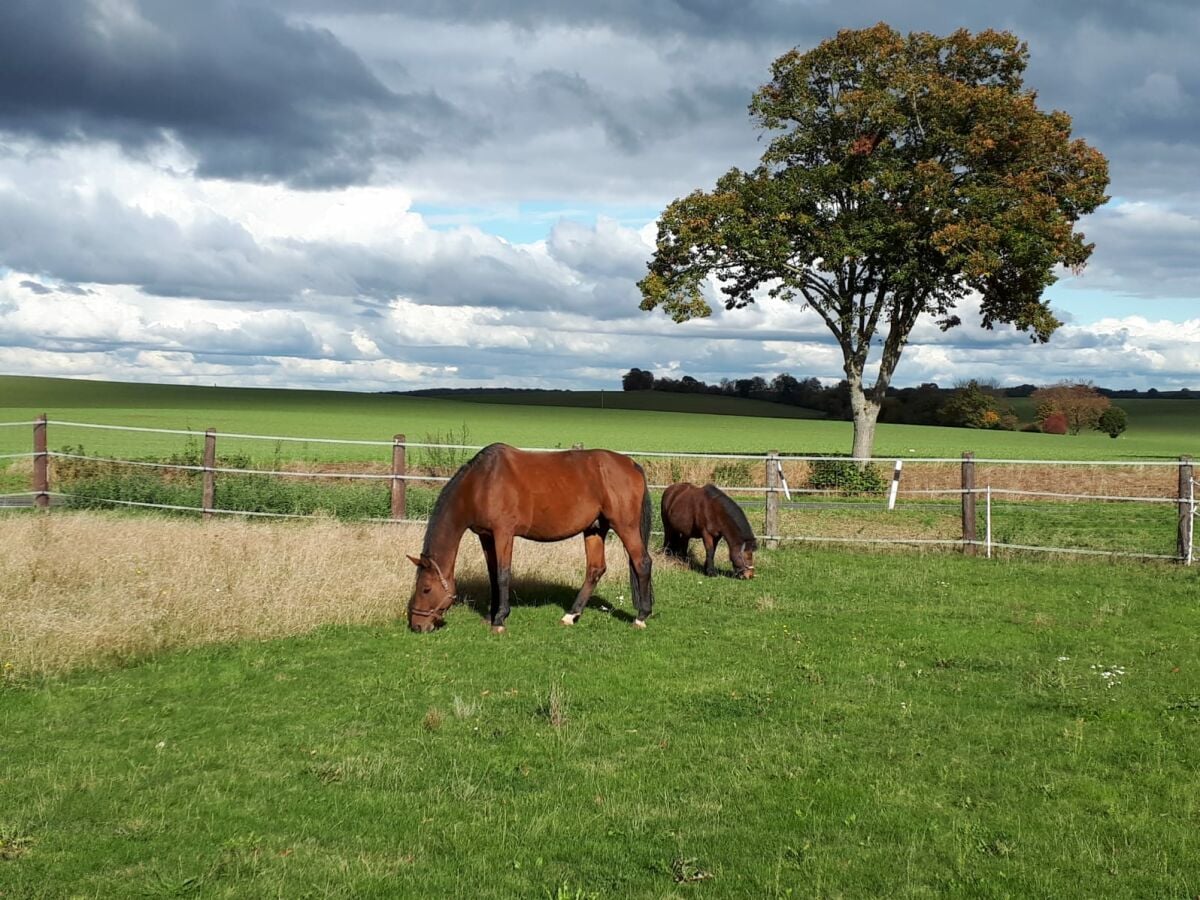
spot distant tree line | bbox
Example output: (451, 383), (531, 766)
(621, 369), (1163, 436)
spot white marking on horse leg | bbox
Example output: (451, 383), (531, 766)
(491, 625), (506, 635)
(560, 613), (576, 626)
(632, 618), (647, 630)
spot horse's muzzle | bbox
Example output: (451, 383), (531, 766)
(408, 615), (444, 633)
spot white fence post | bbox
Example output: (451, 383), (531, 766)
(985, 484), (992, 559)
(887, 459), (902, 510)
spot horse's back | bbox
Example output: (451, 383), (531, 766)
(474, 444), (644, 540)
(662, 481), (706, 534)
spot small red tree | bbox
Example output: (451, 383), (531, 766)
(1041, 411), (1068, 435)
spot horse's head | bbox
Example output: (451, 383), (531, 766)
(731, 541), (756, 580)
(407, 554), (456, 632)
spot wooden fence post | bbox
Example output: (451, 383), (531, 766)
(202, 429), (216, 520)
(33, 413), (48, 509)
(1179, 455), (1194, 565)
(961, 451), (977, 555)
(765, 450), (780, 549)
(391, 434), (407, 521)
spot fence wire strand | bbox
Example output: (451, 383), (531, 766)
(4, 418), (1190, 563)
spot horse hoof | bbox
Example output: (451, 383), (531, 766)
(632, 619), (647, 630)
(560, 614), (577, 626)
(491, 625), (506, 635)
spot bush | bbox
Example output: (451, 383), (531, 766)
(808, 459), (885, 495)
(1097, 406), (1128, 439)
(711, 461), (752, 486)
(1041, 412), (1068, 435)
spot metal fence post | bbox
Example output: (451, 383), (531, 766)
(765, 450), (780, 549)
(961, 451), (977, 555)
(33, 413), (49, 509)
(1179, 455), (1194, 565)
(391, 434), (407, 521)
(202, 429), (216, 519)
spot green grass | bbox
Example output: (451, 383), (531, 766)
(1, 375), (1197, 464)
(3, 547), (1198, 898)
(413, 388), (827, 418)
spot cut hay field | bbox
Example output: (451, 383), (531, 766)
(2, 512), (1199, 898)
(1, 375), (1197, 464)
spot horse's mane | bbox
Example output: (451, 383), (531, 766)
(422, 443), (504, 555)
(703, 483), (758, 549)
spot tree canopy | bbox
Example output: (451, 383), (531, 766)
(639, 23), (1109, 458)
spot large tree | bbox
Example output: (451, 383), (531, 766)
(639, 24), (1109, 458)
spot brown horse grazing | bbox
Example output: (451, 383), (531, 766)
(407, 443), (654, 633)
(661, 483), (757, 579)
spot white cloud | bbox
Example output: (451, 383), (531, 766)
(1, 4), (1198, 395)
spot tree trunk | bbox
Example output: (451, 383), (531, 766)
(847, 374), (881, 461)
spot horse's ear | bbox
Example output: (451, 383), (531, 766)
(406, 554), (425, 568)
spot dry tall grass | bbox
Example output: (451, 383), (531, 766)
(0, 512), (600, 676)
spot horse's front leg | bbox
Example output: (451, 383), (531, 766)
(490, 532), (514, 633)
(702, 532), (718, 577)
(479, 533), (499, 618)
(563, 529), (607, 626)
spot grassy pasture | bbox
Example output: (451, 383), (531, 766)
(2, 512), (1198, 898)
(411, 388), (828, 418)
(1, 375), (1197, 463)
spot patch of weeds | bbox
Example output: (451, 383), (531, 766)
(115, 818), (155, 841)
(546, 884), (600, 900)
(452, 695), (480, 719)
(418, 424), (473, 474)
(977, 833), (1017, 858)
(782, 842), (811, 867)
(0, 825), (33, 860)
(142, 870), (206, 897)
(669, 856), (714, 884)
(422, 707), (444, 732)
(212, 833), (266, 880)
(711, 461), (752, 485)
(536, 678), (568, 730)
(307, 761), (344, 784)
(1165, 697), (1200, 712)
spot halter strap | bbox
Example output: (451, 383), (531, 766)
(409, 556), (457, 619)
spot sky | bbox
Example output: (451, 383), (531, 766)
(0, 0), (1198, 395)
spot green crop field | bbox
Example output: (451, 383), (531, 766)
(3, 541), (1198, 898)
(411, 388), (827, 418)
(1, 375), (1197, 464)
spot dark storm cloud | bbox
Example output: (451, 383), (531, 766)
(301, 1), (1200, 201)
(0, 0), (460, 187)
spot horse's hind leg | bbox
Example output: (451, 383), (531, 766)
(663, 526), (686, 559)
(490, 532), (514, 633)
(702, 532), (718, 577)
(563, 528), (607, 626)
(613, 522), (653, 628)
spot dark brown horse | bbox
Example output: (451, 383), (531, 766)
(407, 443), (654, 633)
(661, 482), (757, 579)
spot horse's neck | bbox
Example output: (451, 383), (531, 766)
(425, 500), (467, 573)
(715, 509), (745, 548)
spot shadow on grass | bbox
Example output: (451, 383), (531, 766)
(661, 547), (745, 580)
(455, 574), (638, 624)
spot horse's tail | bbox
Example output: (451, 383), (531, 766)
(629, 465), (654, 613)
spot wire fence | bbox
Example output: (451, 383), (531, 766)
(0, 417), (1193, 564)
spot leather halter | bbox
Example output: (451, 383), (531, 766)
(409, 556), (457, 620)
